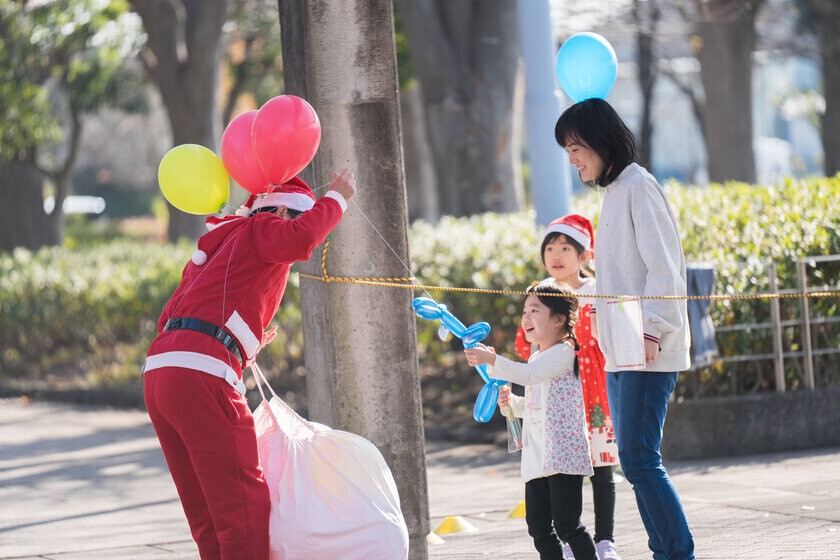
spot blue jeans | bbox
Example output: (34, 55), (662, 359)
(607, 371), (695, 560)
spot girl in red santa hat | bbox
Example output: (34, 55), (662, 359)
(142, 169), (356, 560)
(513, 213), (622, 560)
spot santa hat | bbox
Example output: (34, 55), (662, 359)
(240, 176), (315, 215)
(543, 214), (594, 250)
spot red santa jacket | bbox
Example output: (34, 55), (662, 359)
(144, 194), (343, 385)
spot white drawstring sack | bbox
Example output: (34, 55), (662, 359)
(250, 363), (409, 560)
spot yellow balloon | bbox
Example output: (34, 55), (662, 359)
(158, 144), (230, 215)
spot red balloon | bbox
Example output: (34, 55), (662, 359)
(252, 95), (321, 185)
(221, 110), (270, 194)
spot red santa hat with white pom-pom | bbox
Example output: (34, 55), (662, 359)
(543, 214), (594, 250)
(237, 176), (315, 215)
(192, 176), (315, 266)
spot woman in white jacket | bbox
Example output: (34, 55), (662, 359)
(465, 283), (596, 560)
(555, 98), (694, 560)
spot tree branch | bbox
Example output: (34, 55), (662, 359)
(138, 48), (159, 84)
(692, 0), (765, 23)
(661, 67), (707, 141)
(222, 34), (256, 125)
(130, 0), (182, 85)
(183, 0), (228, 75)
(54, 103), (83, 184)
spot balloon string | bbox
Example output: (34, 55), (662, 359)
(311, 180), (332, 194)
(348, 198), (435, 301)
(220, 178), (432, 300)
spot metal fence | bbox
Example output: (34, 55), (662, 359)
(691, 254), (840, 393)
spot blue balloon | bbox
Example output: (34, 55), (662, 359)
(555, 32), (617, 103)
(412, 297), (501, 422)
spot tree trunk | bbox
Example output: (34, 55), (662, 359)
(396, 0), (523, 216)
(815, 0), (840, 176)
(401, 85), (439, 222)
(634, 0), (661, 171)
(695, 0), (763, 183)
(277, 1), (430, 558)
(45, 104), (83, 244)
(130, 0), (228, 241)
(0, 157), (50, 252)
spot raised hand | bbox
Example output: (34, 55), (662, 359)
(329, 168), (357, 202)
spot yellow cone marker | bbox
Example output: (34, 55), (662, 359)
(508, 501), (527, 518)
(426, 532), (446, 545)
(433, 515), (478, 534)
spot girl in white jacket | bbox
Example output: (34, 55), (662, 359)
(465, 283), (597, 560)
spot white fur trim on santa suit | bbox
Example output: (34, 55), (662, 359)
(225, 310), (261, 359)
(544, 223), (591, 249)
(206, 216), (244, 231)
(324, 190), (347, 212)
(250, 192), (315, 213)
(142, 351), (246, 395)
(191, 250), (208, 265)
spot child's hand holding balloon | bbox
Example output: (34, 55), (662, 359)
(464, 343), (496, 368)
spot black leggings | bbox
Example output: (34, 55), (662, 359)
(525, 473), (597, 560)
(590, 465), (616, 543)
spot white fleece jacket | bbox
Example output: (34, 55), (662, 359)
(593, 163), (691, 373)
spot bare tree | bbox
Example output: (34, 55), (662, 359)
(401, 85), (439, 223)
(221, 0), (284, 126)
(693, 0), (765, 183)
(0, 156), (49, 251)
(394, 0), (523, 217)
(130, 0), (228, 241)
(633, 0), (663, 171)
(277, 1), (430, 557)
(0, 0), (140, 250)
(801, 0), (840, 175)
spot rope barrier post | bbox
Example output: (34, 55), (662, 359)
(767, 262), (786, 393)
(797, 258), (815, 390)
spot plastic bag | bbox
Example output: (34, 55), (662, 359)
(502, 404), (523, 453)
(606, 297), (646, 370)
(251, 363), (409, 560)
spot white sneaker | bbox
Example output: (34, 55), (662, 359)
(596, 540), (621, 560)
(562, 543), (575, 559)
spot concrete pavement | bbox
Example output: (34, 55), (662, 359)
(1, 398), (838, 559)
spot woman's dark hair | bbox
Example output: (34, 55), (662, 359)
(540, 232), (592, 279)
(525, 282), (581, 376)
(554, 98), (639, 187)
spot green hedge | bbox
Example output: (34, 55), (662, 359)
(411, 175), (840, 397)
(0, 241), (189, 384)
(1, 176), (838, 402)
(0, 238), (308, 404)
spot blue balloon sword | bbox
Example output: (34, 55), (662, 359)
(412, 297), (501, 422)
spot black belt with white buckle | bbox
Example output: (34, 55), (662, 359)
(164, 317), (244, 365)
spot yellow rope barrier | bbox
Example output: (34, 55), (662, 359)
(299, 239), (840, 301)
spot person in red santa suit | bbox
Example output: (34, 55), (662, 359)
(142, 169), (356, 560)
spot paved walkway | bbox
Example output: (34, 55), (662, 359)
(1, 398), (838, 559)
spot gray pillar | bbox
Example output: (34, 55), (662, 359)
(517, 0), (573, 226)
(277, 1), (430, 558)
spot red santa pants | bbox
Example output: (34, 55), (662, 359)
(144, 366), (270, 560)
